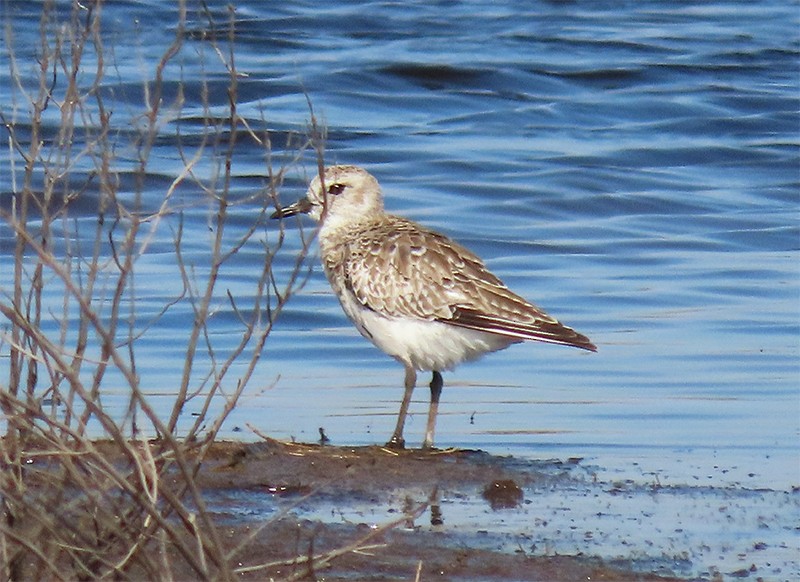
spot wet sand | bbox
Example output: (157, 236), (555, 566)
(16, 436), (794, 580)
(189, 439), (690, 580)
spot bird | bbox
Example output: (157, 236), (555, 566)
(271, 165), (596, 449)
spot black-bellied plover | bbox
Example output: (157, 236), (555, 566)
(272, 165), (596, 449)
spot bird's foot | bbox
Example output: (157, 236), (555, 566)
(384, 435), (405, 449)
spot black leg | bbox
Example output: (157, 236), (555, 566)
(422, 370), (443, 449)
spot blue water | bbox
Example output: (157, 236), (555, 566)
(1, 0), (798, 500)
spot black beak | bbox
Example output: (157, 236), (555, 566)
(270, 197), (313, 219)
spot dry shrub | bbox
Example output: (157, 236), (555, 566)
(0, 1), (325, 578)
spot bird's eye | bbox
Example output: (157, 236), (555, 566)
(327, 183), (346, 196)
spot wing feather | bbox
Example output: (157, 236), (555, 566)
(342, 217), (596, 352)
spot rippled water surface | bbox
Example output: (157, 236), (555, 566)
(2, 0), (798, 500)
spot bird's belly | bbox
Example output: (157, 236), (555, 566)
(349, 306), (518, 372)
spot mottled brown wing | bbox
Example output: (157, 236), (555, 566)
(343, 217), (596, 352)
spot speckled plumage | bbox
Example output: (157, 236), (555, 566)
(272, 165), (595, 448)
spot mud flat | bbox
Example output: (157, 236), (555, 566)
(178, 439), (797, 581)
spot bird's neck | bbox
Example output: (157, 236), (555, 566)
(318, 213), (380, 251)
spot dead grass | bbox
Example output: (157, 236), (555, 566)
(0, 1), (345, 578)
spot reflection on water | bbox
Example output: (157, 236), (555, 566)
(1, 0), (797, 500)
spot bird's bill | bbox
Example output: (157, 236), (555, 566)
(270, 197), (313, 219)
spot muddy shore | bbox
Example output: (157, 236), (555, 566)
(16, 435), (792, 580)
(181, 439), (692, 580)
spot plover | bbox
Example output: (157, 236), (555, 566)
(272, 165), (596, 449)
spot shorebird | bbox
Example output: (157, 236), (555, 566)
(271, 165), (596, 449)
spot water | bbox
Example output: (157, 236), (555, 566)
(1, 0), (798, 575)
